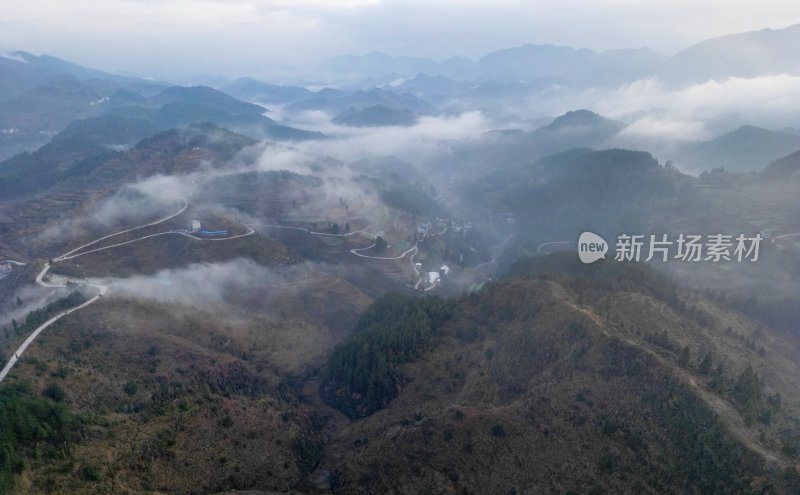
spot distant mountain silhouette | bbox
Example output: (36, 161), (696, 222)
(677, 125), (800, 172)
(320, 23), (800, 85)
(333, 105), (418, 127)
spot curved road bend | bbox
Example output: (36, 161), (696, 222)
(55, 200), (189, 261)
(0, 268), (107, 383)
(1, 201), (252, 384)
(537, 240), (571, 254)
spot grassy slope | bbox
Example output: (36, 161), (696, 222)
(5, 255), (800, 493)
(2, 276), (371, 493)
(320, 258), (800, 494)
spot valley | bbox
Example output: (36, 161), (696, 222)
(3, 16), (800, 494)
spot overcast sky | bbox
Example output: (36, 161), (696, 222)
(1, 0), (799, 81)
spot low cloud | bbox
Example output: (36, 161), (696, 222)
(598, 75), (800, 136)
(129, 174), (198, 203)
(109, 258), (269, 308)
(292, 111), (492, 165)
(504, 74), (800, 144)
(617, 116), (707, 141)
(0, 283), (78, 331)
(106, 258), (371, 322)
(34, 186), (186, 249)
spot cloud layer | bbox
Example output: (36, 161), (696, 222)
(3, 0), (800, 80)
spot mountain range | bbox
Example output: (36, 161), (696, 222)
(320, 23), (800, 86)
(4, 21), (800, 493)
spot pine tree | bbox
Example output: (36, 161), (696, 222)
(732, 365), (761, 424)
(679, 346), (691, 367)
(698, 353), (712, 375)
(710, 363), (726, 392)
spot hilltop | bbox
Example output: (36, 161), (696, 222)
(4, 255), (800, 493)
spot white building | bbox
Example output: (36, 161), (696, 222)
(188, 220), (201, 233)
(428, 271), (440, 284)
(440, 265), (450, 276)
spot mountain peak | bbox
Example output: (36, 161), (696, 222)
(546, 110), (610, 130)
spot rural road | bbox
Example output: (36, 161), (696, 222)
(537, 240), (571, 254)
(773, 232), (800, 242)
(56, 199), (189, 261)
(261, 223), (449, 290)
(3, 208), (442, 383)
(1, 200), (251, 384)
(0, 263), (107, 383)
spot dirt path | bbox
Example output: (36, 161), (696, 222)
(0, 288), (105, 383)
(1, 201), (252, 384)
(576, 304), (791, 469)
(56, 199), (189, 261)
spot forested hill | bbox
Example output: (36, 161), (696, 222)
(318, 254), (800, 493)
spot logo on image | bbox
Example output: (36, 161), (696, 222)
(578, 232), (608, 264)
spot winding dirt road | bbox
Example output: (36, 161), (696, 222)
(260, 223), (448, 290)
(3, 210), (443, 382)
(0, 201), (252, 384)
